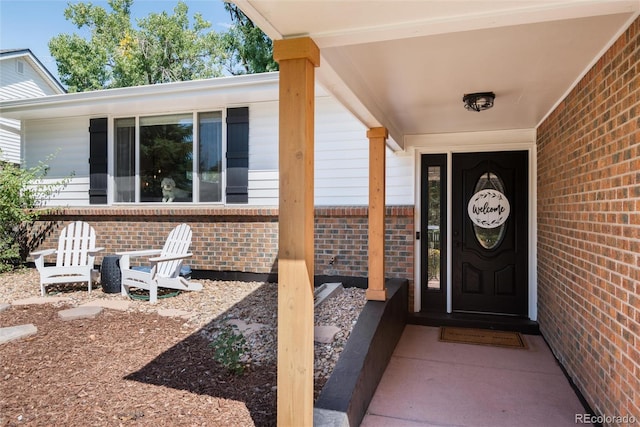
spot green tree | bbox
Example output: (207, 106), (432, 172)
(221, 3), (278, 75)
(134, 2), (221, 84)
(0, 153), (72, 272)
(49, 0), (224, 92)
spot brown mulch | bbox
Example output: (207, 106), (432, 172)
(0, 304), (276, 427)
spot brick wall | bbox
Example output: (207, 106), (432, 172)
(315, 206), (414, 279)
(537, 17), (639, 423)
(33, 205), (414, 281)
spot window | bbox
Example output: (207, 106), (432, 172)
(114, 118), (135, 202)
(140, 114), (193, 202)
(198, 112), (223, 202)
(114, 112), (223, 203)
(421, 154), (447, 312)
(426, 166), (442, 290)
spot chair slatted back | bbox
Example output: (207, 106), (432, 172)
(158, 224), (192, 278)
(55, 221), (97, 267)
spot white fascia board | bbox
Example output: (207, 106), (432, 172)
(302, 1), (640, 48)
(405, 128), (536, 151)
(23, 55), (66, 94)
(230, 0), (283, 41)
(0, 73), (281, 120)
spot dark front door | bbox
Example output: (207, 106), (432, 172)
(452, 151), (528, 316)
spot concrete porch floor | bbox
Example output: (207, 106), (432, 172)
(361, 325), (590, 427)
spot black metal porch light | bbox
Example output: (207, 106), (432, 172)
(463, 92), (495, 112)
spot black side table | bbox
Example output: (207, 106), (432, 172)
(101, 255), (122, 293)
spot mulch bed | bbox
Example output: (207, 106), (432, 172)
(0, 304), (276, 426)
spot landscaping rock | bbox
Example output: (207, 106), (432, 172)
(313, 408), (349, 427)
(226, 319), (266, 335)
(58, 306), (103, 321)
(157, 308), (193, 319)
(315, 325), (341, 343)
(12, 296), (70, 306)
(81, 299), (131, 311)
(0, 324), (37, 344)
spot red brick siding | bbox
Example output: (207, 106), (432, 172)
(537, 17), (639, 422)
(35, 207), (280, 273)
(34, 206), (414, 280)
(314, 206), (414, 280)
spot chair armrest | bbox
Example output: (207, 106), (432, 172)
(149, 253), (193, 263)
(88, 247), (105, 255)
(116, 249), (162, 258)
(30, 249), (56, 258)
(118, 249), (162, 271)
(30, 248), (56, 271)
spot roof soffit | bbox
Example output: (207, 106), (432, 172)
(235, 0), (639, 150)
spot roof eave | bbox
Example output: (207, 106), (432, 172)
(0, 72), (283, 119)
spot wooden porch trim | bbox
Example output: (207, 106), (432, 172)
(273, 37), (319, 427)
(366, 127), (388, 301)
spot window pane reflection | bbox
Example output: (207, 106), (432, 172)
(140, 114), (193, 203)
(427, 166), (441, 290)
(114, 118), (135, 202)
(198, 112), (222, 202)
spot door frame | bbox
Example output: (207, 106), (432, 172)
(410, 129), (538, 320)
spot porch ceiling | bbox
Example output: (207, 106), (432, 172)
(234, 0), (639, 150)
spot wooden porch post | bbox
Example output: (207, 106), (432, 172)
(366, 127), (388, 301)
(272, 37), (319, 426)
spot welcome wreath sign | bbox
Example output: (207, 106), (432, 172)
(467, 189), (510, 228)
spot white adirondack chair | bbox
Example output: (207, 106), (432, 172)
(30, 221), (104, 296)
(117, 223), (202, 303)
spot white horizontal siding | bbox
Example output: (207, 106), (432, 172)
(23, 117), (90, 205)
(315, 97), (414, 206)
(245, 97), (414, 206)
(0, 59), (60, 100)
(35, 177), (90, 207)
(0, 117), (21, 163)
(248, 101), (279, 170)
(246, 102), (278, 205)
(386, 151), (414, 205)
(1, 56), (64, 164)
(248, 169), (278, 205)
(315, 97), (368, 205)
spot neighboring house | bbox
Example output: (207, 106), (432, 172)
(0, 49), (65, 164)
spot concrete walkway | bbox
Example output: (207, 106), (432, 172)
(362, 325), (590, 427)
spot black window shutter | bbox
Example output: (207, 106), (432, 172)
(226, 107), (249, 203)
(89, 118), (108, 204)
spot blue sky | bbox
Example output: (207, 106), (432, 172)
(0, 0), (233, 81)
